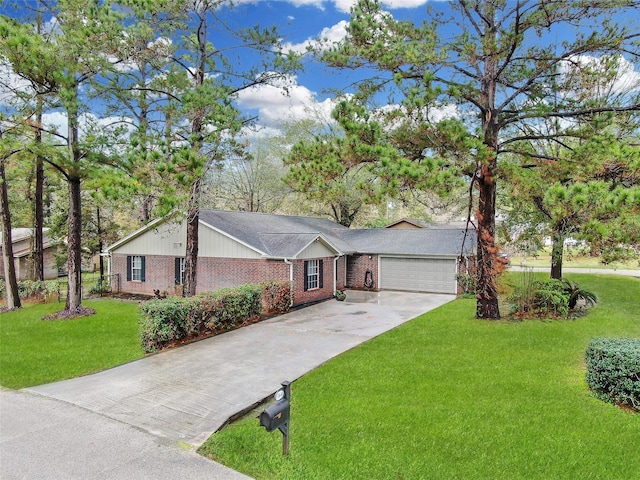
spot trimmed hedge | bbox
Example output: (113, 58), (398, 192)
(139, 282), (291, 353)
(261, 280), (292, 314)
(585, 338), (640, 411)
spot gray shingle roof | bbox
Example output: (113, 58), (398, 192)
(198, 210), (475, 258)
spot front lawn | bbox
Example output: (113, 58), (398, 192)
(200, 274), (640, 479)
(0, 300), (144, 389)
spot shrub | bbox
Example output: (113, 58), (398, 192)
(585, 338), (640, 411)
(456, 273), (477, 295)
(506, 276), (597, 319)
(200, 284), (263, 331)
(138, 283), (264, 352)
(89, 278), (112, 295)
(139, 297), (196, 352)
(561, 279), (597, 309)
(0, 279), (58, 302)
(508, 278), (568, 318)
(261, 280), (292, 314)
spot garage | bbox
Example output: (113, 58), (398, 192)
(380, 256), (457, 294)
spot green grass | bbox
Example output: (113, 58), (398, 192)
(200, 274), (640, 480)
(510, 252), (639, 270)
(0, 299), (144, 389)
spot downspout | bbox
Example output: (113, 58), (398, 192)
(284, 258), (294, 307)
(333, 255), (340, 295)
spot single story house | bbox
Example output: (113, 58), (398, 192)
(0, 228), (58, 281)
(104, 210), (476, 306)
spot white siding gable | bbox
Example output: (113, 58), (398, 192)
(111, 221), (187, 256)
(298, 239), (336, 259)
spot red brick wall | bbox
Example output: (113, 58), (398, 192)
(290, 256), (340, 305)
(346, 254), (379, 290)
(112, 253), (341, 306)
(196, 257), (289, 292)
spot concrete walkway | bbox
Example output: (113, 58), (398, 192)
(1, 290), (453, 479)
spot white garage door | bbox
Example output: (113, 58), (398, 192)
(380, 257), (457, 294)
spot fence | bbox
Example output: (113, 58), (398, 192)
(56, 273), (120, 302)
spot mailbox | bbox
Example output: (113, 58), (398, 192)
(259, 399), (290, 433)
(259, 381), (292, 455)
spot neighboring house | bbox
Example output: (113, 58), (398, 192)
(384, 218), (430, 229)
(0, 228), (58, 281)
(104, 210), (476, 306)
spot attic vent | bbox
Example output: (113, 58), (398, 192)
(173, 242), (182, 248)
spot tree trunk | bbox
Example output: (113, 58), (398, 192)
(96, 206), (104, 278)
(66, 176), (83, 310)
(1, 157), (22, 310)
(65, 85), (83, 311)
(475, 1), (500, 320)
(33, 101), (45, 282)
(182, 13), (207, 298)
(550, 230), (565, 280)
(183, 178), (201, 297)
(475, 162), (500, 319)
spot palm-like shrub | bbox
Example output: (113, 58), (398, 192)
(561, 279), (597, 309)
(507, 276), (597, 319)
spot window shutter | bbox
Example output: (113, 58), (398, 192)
(319, 259), (324, 288)
(175, 258), (181, 284)
(140, 256), (146, 282)
(303, 261), (309, 291)
(126, 256), (132, 281)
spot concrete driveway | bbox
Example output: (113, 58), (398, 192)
(25, 291), (453, 447)
(2, 290), (453, 479)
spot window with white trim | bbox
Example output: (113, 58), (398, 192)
(305, 259), (319, 290)
(131, 256), (144, 281)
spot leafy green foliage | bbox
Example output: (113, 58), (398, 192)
(0, 279), (58, 302)
(586, 338), (640, 411)
(507, 275), (597, 319)
(261, 281), (292, 315)
(138, 284), (264, 352)
(455, 273), (477, 295)
(320, 0), (640, 318)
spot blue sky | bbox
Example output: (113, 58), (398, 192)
(2, 0), (639, 143)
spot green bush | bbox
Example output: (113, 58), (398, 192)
(0, 279), (58, 302)
(586, 338), (640, 411)
(138, 283), (264, 352)
(456, 273), (477, 295)
(261, 280), (292, 314)
(507, 277), (596, 318)
(200, 284), (263, 331)
(508, 278), (568, 317)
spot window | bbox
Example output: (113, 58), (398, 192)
(126, 255), (145, 282)
(304, 259), (323, 291)
(175, 257), (186, 285)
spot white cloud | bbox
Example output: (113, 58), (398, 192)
(332, 0), (431, 13)
(236, 74), (337, 128)
(0, 58), (34, 105)
(560, 54), (640, 98)
(283, 20), (349, 54)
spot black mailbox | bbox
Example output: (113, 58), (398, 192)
(259, 399), (290, 433)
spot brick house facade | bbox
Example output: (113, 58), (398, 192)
(106, 210), (475, 302)
(113, 253), (347, 307)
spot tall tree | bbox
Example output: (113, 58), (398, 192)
(285, 99), (408, 226)
(324, 0), (640, 318)
(0, 129), (22, 309)
(151, 1), (300, 297)
(1, 0), (139, 312)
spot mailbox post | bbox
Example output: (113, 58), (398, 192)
(259, 381), (291, 455)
